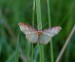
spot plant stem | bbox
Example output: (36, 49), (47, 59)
(36, 0), (42, 30)
(36, 0), (44, 62)
(47, 0), (54, 62)
(16, 34), (19, 62)
(31, 0), (35, 62)
(32, 0), (35, 27)
(56, 25), (75, 62)
(31, 44), (33, 62)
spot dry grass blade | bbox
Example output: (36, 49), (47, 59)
(56, 25), (75, 62)
(4, 20), (16, 42)
(19, 48), (26, 62)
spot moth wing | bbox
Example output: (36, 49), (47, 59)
(39, 33), (51, 44)
(18, 22), (38, 43)
(39, 26), (62, 44)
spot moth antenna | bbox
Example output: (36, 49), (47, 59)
(42, 22), (48, 28)
(34, 24), (38, 28)
(36, 22), (48, 29)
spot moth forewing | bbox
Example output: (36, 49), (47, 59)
(43, 26), (62, 37)
(18, 22), (38, 43)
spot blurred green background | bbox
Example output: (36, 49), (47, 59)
(0, 0), (75, 62)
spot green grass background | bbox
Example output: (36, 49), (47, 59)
(0, 0), (75, 62)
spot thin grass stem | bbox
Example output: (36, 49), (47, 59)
(36, 0), (44, 62)
(56, 25), (75, 62)
(31, 0), (36, 62)
(47, 0), (54, 62)
(16, 33), (19, 62)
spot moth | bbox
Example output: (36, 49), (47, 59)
(18, 22), (62, 44)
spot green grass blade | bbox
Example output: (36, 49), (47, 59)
(47, 0), (54, 62)
(36, 0), (42, 30)
(6, 34), (19, 62)
(36, 0), (44, 62)
(31, 0), (36, 62)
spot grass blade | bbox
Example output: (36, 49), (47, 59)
(36, 0), (44, 62)
(47, 0), (54, 62)
(56, 25), (75, 62)
(31, 0), (36, 62)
